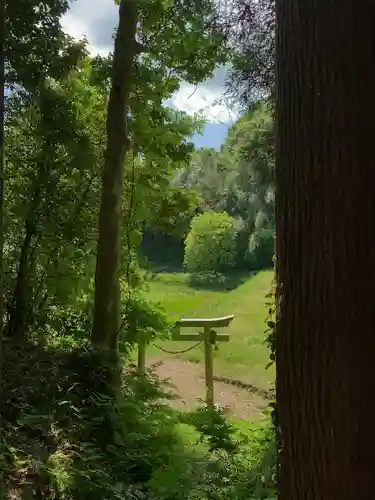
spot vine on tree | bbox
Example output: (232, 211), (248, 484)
(265, 254), (277, 431)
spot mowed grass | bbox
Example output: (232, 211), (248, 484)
(142, 270), (274, 391)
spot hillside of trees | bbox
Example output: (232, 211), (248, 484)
(141, 100), (275, 273)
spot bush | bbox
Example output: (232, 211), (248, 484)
(247, 228), (275, 270)
(184, 212), (237, 273)
(181, 407), (238, 453)
(120, 291), (170, 348)
(148, 413), (276, 500)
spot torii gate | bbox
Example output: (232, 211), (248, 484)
(137, 315), (234, 409)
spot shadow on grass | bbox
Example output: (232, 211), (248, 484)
(145, 266), (265, 293)
(187, 271), (259, 292)
(147, 264), (185, 275)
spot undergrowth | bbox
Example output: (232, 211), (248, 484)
(0, 337), (276, 500)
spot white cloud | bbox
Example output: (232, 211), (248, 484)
(171, 81), (238, 124)
(61, 0), (238, 124)
(60, 12), (103, 56)
(61, 0), (117, 56)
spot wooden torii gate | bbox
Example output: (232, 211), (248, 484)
(138, 315), (234, 409)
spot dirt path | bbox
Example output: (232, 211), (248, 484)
(148, 357), (269, 419)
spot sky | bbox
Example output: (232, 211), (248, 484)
(61, 0), (238, 150)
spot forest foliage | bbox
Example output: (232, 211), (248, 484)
(143, 100), (275, 272)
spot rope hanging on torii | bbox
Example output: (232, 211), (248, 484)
(137, 315), (235, 409)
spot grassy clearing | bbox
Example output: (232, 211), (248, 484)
(142, 270), (274, 391)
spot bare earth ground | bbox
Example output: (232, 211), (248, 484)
(148, 357), (269, 419)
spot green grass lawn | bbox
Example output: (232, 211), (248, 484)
(142, 270), (274, 391)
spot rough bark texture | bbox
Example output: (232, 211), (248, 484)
(91, 0), (137, 351)
(276, 1), (375, 498)
(0, 0), (5, 340)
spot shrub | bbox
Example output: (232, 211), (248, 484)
(148, 413), (276, 500)
(181, 407), (238, 453)
(120, 291), (170, 348)
(247, 228), (275, 270)
(184, 212), (237, 273)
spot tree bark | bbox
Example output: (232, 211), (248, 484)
(0, 0), (5, 341)
(276, 1), (375, 498)
(6, 182), (41, 338)
(7, 221), (35, 338)
(91, 0), (137, 351)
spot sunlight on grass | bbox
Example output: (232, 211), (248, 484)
(143, 271), (274, 390)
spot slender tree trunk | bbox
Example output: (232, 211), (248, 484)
(6, 184), (41, 338)
(7, 221), (35, 338)
(276, 1), (375, 498)
(91, 0), (138, 351)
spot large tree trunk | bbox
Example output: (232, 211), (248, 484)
(0, 0), (5, 339)
(276, 1), (375, 498)
(91, 0), (137, 352)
